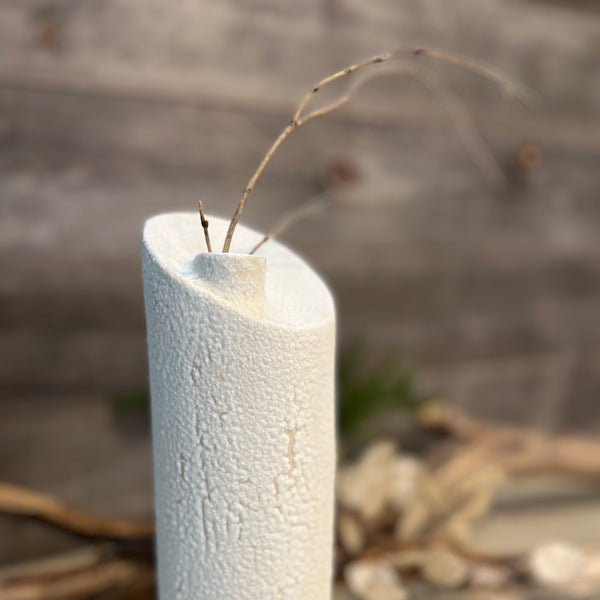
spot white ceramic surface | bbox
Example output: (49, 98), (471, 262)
(142, 213), (336, 600)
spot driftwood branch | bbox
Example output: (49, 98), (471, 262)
(222, 47), (534, 252)
(249, 196), (329, 255)
(0, 545), (154, 600)
(0, 545), (111, 583)
(419, 403), (600, 479)
(0, 481), (154, 540)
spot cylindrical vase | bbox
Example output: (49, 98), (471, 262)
(142, 213), (336, 599)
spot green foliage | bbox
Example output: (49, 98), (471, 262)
(337, 345), (426, 439)
(113, 389), (149, 413)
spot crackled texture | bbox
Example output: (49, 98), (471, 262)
(142, 213), (336, 600)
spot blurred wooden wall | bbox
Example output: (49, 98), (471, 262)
(1, 0), (599, 429)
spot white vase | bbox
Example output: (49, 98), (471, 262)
(142, 213), (336, 599)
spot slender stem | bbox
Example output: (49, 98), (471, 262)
(292, 53), (393, 122)
(351, 63), (505, 186)
(414, 47), (536, 105)
(249, 197), (329, 255)
(198, 200), (212, 253)
(222, 47), (534, 252)
(0, 481), (154, 539)
(415, 66), (506, 186)
(296, 97), (351, 127)
(222, 122), (295, 252)
(222, 52), (397, 253)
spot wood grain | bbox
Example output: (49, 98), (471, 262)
(1, 0), (599, 428)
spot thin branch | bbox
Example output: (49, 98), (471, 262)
(222, 51), (393, 253)
(292, 52), (393, 123)
(222, 121), (295, 252)
(0, 549), (154, 600)
(412, 66), (507, 186)
(198, 200), (213, 253)
(0, 481), (154, 540)
(222, 47), (534, 252)
(300, 63), (505, 187)
(419, 403), (600, 479)
(413, 47), (537, 106)
(0, 545), (111, 584)
(249, 196), (330, 255)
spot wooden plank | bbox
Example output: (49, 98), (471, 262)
(1, 85), (599, 197)
(1, 144), (599, 412)
(1, 0), (599, 427)
(0, 0), (598, 119)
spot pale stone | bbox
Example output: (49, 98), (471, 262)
(338, 511), (366, 555)
(143, 213), (336, 600)
(337, 442), (421, 528)
(337, 442), (396, 525)
(387, 456), (421, 511)
(421, 549), (470, 589)
(562, 547), (600, 596)
(528, 542), (585, 587)
(345, 560), (406, 600)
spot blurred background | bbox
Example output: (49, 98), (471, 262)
(1, 0), (599, 595)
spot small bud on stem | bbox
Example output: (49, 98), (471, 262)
(198, 200), (212, 253)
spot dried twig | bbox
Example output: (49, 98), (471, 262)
(198, 200), (212, 253)
(321, 62), (506, 187)
(0, 545), (111, 584)
(221, 51), (393, 253)
(222, 47), (534, 252)
(414, 67), (507, 186)
(249, 196), (330, 255)
(419, 402), (486, 441)
(0, 545), (154, 600)
(419, 403), (600, 478)
(0, 481), (154, 540)
(394, 403), (600, 547)
(414, 47), (535, 105)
